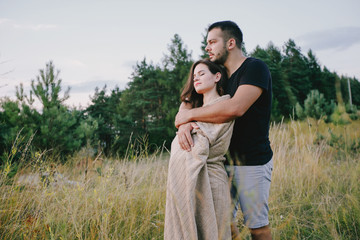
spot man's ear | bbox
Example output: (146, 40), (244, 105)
(228, 38), (236, 50)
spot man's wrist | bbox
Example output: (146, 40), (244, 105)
(188, 109), (195, 122)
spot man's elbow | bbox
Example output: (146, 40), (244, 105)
(229, 105), (245, 118)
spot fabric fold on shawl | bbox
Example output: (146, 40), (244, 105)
(164, 95), (234, 240)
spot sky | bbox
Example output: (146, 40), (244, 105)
(1, 0), (360, 108)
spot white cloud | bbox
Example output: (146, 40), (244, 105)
(13, 23), (57, 31)
(0, 18), (11, 24)
(67, 59), (87, 68)
(297, 26), (360, 51)
(67, 79), (122, 94)
(0, 18), (57, 31)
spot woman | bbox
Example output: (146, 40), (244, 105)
(164, 59), (234, 240)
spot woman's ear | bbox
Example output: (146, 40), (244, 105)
(215, 72), (221, 83)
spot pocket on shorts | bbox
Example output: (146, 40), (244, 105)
(263, 159), (273, 182)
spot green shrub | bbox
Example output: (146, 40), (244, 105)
(345, 103), (359, 120)
(295, 90), (335, 120)
(330, 104), (351, 125)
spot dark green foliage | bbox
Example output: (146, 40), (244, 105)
(86, 85), (126, 156)
(251, 43), (296, 119)
(282, 39), (311, 104)
(199, 29), (209, 59)
(161, 34), (193, 138)
(86, 34), (193, 156)
(250, 39), (359, 123)
(349, 77), (360, 106)
(1, 61), (92, 162)
(340, 76), (360, 106)
(27, 62), (89, 160)
(1, 35), (360, 161)
(345, 104), (358, 120)
(119, 59), (168, 154)
(319, 67), (337, 102)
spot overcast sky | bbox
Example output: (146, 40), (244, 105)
(1, 0), (360, 108)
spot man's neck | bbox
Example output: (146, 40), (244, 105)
(224, 50), (247, 77)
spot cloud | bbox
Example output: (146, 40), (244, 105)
(67, 59), (87, 68)
(68, 79), (124, 94)
(0, 18), (11, 24)
(0, 18), (57, 31)
(297, 26), (360, 51)
(13, 23), (57, 31)
(122, 60), (138, 69)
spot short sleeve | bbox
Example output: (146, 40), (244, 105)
(240, 59), (270, 91)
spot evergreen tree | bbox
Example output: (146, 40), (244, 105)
(296, 90), (334, 120)
(349, 77), (360, 106)
(87, 85), (115, 154)
(282, 39), (311, 104)
(15, 61), (89, 160)
(199, 29), (209, 59)
(161, 34), (193, 138)
(86, 85), (133, 156)
(120, 59), (168, 151)
(320, 67), (337, 102)
(0, 98), (22, 159)
(30, 61), (70, 110)
(340, 75), (360, 106)
(306, 50), (323, 91)
(251, 43), (295, 120)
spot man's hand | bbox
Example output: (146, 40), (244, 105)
(177, 122), (199, 151)
(175, 109), (192, 128)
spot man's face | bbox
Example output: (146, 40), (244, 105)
(205, 28), (228, 64)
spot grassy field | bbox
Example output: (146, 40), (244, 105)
(1, 119), (359, 239)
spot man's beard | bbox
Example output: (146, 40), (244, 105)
(213, 46), (228, 65)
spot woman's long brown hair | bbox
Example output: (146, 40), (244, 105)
(181, 59), (227, 108)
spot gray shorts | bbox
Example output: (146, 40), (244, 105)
(225, 159), (273, 229)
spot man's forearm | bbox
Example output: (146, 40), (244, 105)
(179, 101), (192, 111)
(176, 85), (263, 126)
(189, 99), (238, 123)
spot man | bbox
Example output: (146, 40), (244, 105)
(175, 21), (273, 240)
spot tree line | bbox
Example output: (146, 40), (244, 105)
(1, 34), (359, 163)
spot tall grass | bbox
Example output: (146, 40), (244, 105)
(0, 120), (359, 239)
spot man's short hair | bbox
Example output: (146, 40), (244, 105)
(208, 21), (243, 49)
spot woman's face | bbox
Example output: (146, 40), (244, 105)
(193, 63), (219, 94)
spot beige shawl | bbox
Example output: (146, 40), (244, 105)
(164, 95), (234, 240)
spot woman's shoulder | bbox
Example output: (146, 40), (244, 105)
(203, 94), (230, 107)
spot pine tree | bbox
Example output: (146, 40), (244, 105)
(30, 61), (70, 110)
(199, 29), (209, 59)
(16, 61), (88, 160)
(161, 34), (193, 138)
(251, 43), (296, 120)
(320, 67), (337, 102)
(282, 39), (311, 104)
(306, 50), (323, 91)
(120, 58), (168, 150)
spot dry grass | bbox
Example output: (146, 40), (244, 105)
(1, 119), (359, 239)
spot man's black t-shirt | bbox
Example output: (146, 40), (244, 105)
(225, 57), (273, 166)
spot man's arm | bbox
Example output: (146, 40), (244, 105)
(175, 84), (263, 127)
